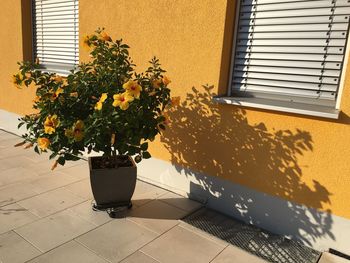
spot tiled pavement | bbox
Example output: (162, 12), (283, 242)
(0, 130), (344, 263)
(0, 130), (256, 263)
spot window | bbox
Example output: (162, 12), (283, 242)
(32, 0), (79, 75)
(219, 0), (350, 118)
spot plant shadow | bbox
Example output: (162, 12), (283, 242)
(160, 85), (334, 247)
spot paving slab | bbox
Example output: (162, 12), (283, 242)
(64, 178), (93, 199)
(0, 182), (39, 207)
(0, 231), (41, 263)
(128, 199), (188, 234)
(26, 171), (85, 194)
(27, 240), (108, 263)
(131, 180), (168, 207)
(141, 225), (226, 263)
(182, 208), (321, 263)
(15, 209), (96, 252)
(211, 245), (268, 263)
(0, 155), (37, 172)
(17, 187), (86, 217)
(0, 203), (39, 234)
(120, 251), (159, 263)
(68, 200), (112, 226)
(0, 167), (39, 187)
(76, 219), (158, 263)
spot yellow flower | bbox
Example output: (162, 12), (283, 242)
(113, 92), (134, 110)
(70, 92), (78, 97)
(83, 34), (94, 50)
(83, 35), (90, 48)
(64, 128), (74, 139)
(94, 93), (108, 111)
(62, 78), (68, 87)
(52, 75), (63, 83)
(162, 76), (171, 86)
(33, 96), (41, 103)
(56, 87), (64, 96)
(37, 137), (50, 151)
(99, 31), (112, 42)
(44, 115), (59, 134)
(163, 112), (170, 125)
(12, 73), (23, 88)
(123, 80), (142, 99)
(152, 79), (162, 89)
(100, 93), (108, 102)
(65, 120), (84, 142)
(51, 87), (64, 101)
(171, 96), (181, 107)
(88, 68), (97, 75)
(95, 101), (103, 111)
(73, 120), (85, 141)
(12, 75), (19, 87)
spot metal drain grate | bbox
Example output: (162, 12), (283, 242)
(182, 208), (321, 263)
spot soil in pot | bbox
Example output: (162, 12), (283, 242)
(90, 155), (133, 169)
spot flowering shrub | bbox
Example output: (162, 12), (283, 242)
(13, 29), (174, 168)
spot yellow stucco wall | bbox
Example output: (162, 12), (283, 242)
(1, 0), (350, 219)
(0, 0), (36, 114)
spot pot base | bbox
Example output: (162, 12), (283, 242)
(92, 200), (133, 218)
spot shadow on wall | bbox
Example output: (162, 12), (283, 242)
(161, 85), (334, 246)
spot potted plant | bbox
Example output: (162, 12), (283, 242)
(13, 29), (174, 216)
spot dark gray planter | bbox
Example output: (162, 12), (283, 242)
(88, 156), (137, 210)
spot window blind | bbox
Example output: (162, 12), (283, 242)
(231, 0), (350, 107)
(32, 0), (79, 75)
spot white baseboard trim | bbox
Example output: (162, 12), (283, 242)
(2, 108), (350, 254)
(0, 109), (25, 136)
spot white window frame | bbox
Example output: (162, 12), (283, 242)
(32, 0), (79, 76)
(214, 0), (350, 119)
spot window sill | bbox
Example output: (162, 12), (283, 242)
(36, 69), (69, 77)
(213, 96), (340, 119)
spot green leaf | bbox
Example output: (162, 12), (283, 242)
(64, 153), (77, 161)
(134, 155), (142, 163)
(87, 145), (92, 154)
(57, 156), (66, 166)
(142, 151), (151, 159)
(34, 146), (39, 154)
(127, 147), (137, 155)
(140, 142), (148, 151)
(49, 152), (58, 160)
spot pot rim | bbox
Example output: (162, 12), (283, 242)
(88, 155), (137, 171)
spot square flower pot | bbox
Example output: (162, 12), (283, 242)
(88, 155), (137, 209)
